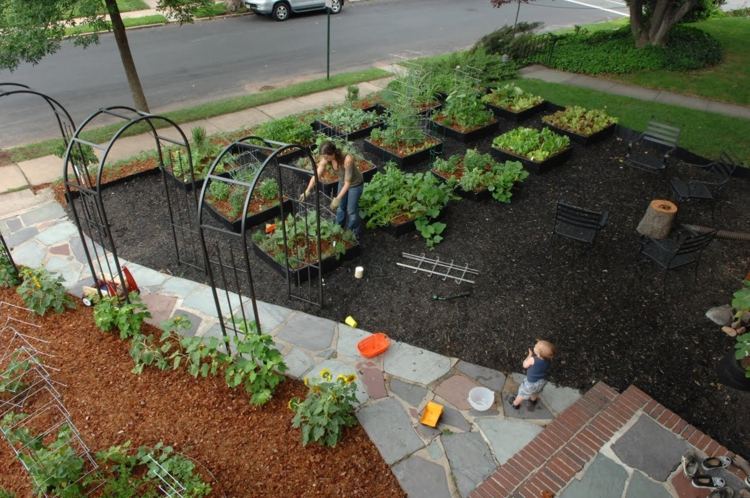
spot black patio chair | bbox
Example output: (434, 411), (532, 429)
(669, 151), (739, 216)
(552, 201), (609, 246)
(626, 120), (681, 173)
(638, 228), (716, 282)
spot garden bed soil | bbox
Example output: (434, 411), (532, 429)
(430, 115), (499, 143)
(490, 145), (573, 174)
(363, 137), (442, 168)
(205, 195), (294, 232)
(313, 119), (383, 141)
(431, 168), (491, 201)
(485, 101), (546, 122)
(542, 121), (617, 145)
(66, 112), (750, 459)
(0, 288), (404, 497)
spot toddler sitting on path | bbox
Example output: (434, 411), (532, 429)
(507, 339), (556, 409)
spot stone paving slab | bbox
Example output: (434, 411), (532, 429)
(624, 470), (673, 498)
(392, 455), (452, 498)
(541, 382), (581, 416)
(434, 374), (480, 411)
(456, 360), (506, 392)
(36, 222), (78, 246)
(142, 293), (178, 327)
(276, 312), (336, 352)
(281, 346), (315, 379)
(335, 323), (370, 359)
(501, 393), (553, 421)
(19, 202), (65, 226)
(442, 432), (497, 498)
(11, 239), (46, 268)
(476, 418), (544, 465)
(254, 300), (292, 333)
(559, 454), (628, 498)
(389, 378), (428, 407)
(17, 156), (64, 186)
(357, 397), (424, 465)
(5, 226), (39, 248)
(170, 309), (202, 337)
(384, 341), (452, 386)
(160, 276), (201, 298)
(612, 415), (690, 482)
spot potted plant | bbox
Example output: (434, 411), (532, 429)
(360, 163), (457, 248)
(430, 81), (498, 142)
(295, 135), (377, 195)
(717, 280), (750, 391)
(482, 84), (545, 121)
(364, 100), (443, 168)
(432, 149), (528, 202)
(251, 211), (359, 282)
(491, 127), (572, 174)
(204, 165), (292, 232)
(313, 106), (382, 140)
(542, 106), (618, 145)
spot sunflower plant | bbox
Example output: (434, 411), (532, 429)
(289, 368), (358, 447)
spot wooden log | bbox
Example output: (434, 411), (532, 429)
(637, 199), (677, 239)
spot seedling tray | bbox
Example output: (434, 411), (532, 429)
(363, 139), (443, 169)
(490, 146), (572, 174)
(205, 198), (294, 233)
(543, 122), (616, 145)
(485, 101), (546, 122)
(429, 118), (498, 143)
(312, 119), (383, 141)
(252, 240), (361, 284)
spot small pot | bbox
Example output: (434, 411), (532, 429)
(716, 350), (750, 391)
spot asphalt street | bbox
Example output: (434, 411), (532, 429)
(0, 0), (626, 147)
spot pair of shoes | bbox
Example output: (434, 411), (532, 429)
(684, 453), (733, 478)
(692, 475), (726, 489)
(709, 488), (735, 498)
(528, 398), (539, 407)
(506, 395), (520, 410)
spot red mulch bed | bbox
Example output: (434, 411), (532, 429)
(0, 288), (404, 497)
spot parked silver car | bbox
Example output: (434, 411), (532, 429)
(244, 0), (343, 21)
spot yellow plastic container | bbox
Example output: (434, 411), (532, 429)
(420, 401), (443, 428)
(344, 316), (358, 328)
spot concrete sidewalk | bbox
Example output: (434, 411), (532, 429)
(0, 77), (391, 197)
(520, 65), (750, 121)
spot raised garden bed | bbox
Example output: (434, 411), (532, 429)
(251, 213), (360, 282)
(491, 127), (572, 174)
(542, 106), (618, 145)
(430, 115), (498, 142)
(363, 136), (443, 168)
(482, 85), (546, 122)
(205, 194), (293, 232)
(431, 149), (528, 202)
(313, 119), (382, 141)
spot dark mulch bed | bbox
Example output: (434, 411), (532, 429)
(71, 111), (750, 458)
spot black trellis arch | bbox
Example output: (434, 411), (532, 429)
(63, 106), (201, 299)
(197, 136), (328, 350)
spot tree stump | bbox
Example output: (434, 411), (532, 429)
(636, 199), (678, 239)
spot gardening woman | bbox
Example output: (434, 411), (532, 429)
(301, 140), (363, 239)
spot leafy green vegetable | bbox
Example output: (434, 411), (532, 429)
(542, 106), (617, 136)
(482, 84), (544, 112)
(255, 115), (315, 145)
(435, 79), (494, 131)
(492, 127), (570, 162)
(319, 106), (379, 133)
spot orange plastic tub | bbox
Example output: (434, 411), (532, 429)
(357, 332), (390, 358)
(420, 401), (443, 428)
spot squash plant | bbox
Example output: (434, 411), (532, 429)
(482, 84), (544, 112)
(319, 106), (379, 134)
(433, 149), (528, 203)
(492, 127), (570, 162)
(433, 79), (494, 132)
(542, 106), (617, 137)
(360, 164), (457, 247)
(251, 211), (357, 268)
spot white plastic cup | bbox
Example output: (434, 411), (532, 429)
(354, 266), (364, 279)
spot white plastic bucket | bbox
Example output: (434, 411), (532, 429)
(468, 387), (494, 411)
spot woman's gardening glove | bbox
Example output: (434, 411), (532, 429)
(330, 197), (341, 210)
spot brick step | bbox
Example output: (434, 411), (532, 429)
(470, 381), (620, 498)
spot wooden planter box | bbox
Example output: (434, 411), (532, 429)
(205, 198), (294, 233)
(490, 146), (572, 174)
(312, 119), (383, 141)
(485, 101), (546, 122)
(543, 122), (616, 145)
(363, 138), (443, 168)
(252, 240), (361, 283)
(429, 118), (498, 143)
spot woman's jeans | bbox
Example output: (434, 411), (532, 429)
(336, 182), (363, 239)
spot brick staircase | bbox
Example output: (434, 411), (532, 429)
(470, 382), (739, 498)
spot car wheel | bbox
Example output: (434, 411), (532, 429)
(329, 0), (342, 13)
(272, 2), (290, 21)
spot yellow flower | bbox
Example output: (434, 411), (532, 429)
(311, 385), (322, 394)
(32, 277), (41, 289)
(345, 374), (357, 384)
(319, 368), (332, 381)
(336, 374), (347, 383)
(303, 377), (309, 386)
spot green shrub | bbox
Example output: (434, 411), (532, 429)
(289, 368), (359, 447)
(534, 25), (721, 74)
(0, 250), (19, 288)
(417, 47), (519, 93)
(93, 292), (151, 340)
(17, 267), (75, 315)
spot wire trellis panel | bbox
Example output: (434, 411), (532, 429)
(397, 252), (479, 284)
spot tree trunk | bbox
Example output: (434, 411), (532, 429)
(636, 199), (678, 239)
(629, 0), (649, 47)
(105, 0), (150, 112)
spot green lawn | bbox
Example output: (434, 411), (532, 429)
(558, 17), (750, 106)
(66, 14), (167, 36)
(8, 68), (391, 163)
(516, 78), (750, 164)
(117, 0), (150, 12)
